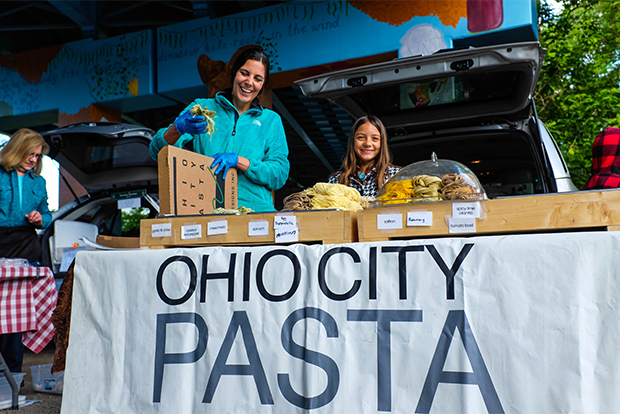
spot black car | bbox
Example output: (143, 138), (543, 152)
(296, 41), (577, 198)
(38, 122), (159, 275)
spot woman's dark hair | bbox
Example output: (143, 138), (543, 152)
(338, 115), (393, 190)
(229, 47), (270, 95)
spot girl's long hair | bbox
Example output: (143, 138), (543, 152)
(337, 115), (393, 189)
(0, 128), (49, 176)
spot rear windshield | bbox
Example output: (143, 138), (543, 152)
(60, 141), (156, 174)
(390, 131), (543, 198)
(347, 70), (523, 117)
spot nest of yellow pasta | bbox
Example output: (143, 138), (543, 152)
(375, 173), (483, 206)
(282, 183), (369, 211)
(190, 104), (217, 140)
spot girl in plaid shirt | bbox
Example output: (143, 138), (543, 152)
(328, 115), (400, 198)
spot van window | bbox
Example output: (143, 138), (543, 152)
(390, 131), (542, 198)
(348, 70), (523, 117)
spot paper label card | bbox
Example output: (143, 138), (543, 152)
(207, 220), (228, 236)
(407, 211), (433, 226)
(118, 198), (141, 210)
(452, 202), (481, 219)
(249, 221), (269, 236)
(275, 226), (298, 243)
(274, 215), (297, 229)
(181, 224), (202, 240)
(60, 247), (85, 272)
(377, 214), (403, 230)
(448, 218), (476, 234)
(151, 223), (172, 238)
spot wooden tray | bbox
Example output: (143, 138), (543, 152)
(358, 189), (620, 242)
(140, 210), (357, 248)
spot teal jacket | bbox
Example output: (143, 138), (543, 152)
(150, 91), (290, 212)
(0, 167), (52, 229)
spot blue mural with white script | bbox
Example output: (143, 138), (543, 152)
(0, 0), (536, 120)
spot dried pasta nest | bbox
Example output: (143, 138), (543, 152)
(282, 183), (363, 211)
(190, 104), (217, 140)
(360, 196), (372, 209)
(440, 173), (478, 200)
(213, 206), (254, 215)
(377, 173), (480, 204)
(282, 191), (310, 211)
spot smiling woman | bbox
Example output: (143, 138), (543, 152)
(149, 47), (290, 212)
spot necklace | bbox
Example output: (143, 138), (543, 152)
(358, 172), (366, 179)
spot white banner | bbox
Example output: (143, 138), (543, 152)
(62, 232), (620, 413)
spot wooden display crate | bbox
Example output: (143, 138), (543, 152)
(358, 189), (620, 242)
(140, 210), (357, 248)
(96, 235), (140, 249)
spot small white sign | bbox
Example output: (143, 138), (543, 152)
(118, 197), (141, 210)
(181, 224), (202, 240)
(407, 211), (433, 226)
(377, 214), (403, 230)
(151, 223), (172, 238)
(207, 220), (228, 236)
(274, 215), (297, 229)
(448, 217), (476, 234)
(452, 202), (481, 218)
(248, 220), (269, 236)
(275, 225), (298, 243)
(60, 247), (85, 272)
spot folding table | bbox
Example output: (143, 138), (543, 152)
(0, 266), (57, 409)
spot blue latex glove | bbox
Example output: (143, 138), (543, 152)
(211, 153), (239, 179)
(174, 111), (208, 135)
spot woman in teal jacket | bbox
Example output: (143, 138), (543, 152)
(0, 128), (51, 373)
(0, 128), (52, 262)
(149, 48), (289, 212)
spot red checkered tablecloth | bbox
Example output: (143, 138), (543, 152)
(0, 266), (58, 353)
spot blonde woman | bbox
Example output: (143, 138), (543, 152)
(0, 128), (51, 262)
(328, 115), (400, 197)
(0, 128), (52, 373)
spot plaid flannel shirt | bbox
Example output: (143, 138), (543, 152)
(328, 165), (400, 198)
(582, 127), (620, 190)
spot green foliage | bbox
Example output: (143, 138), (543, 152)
(121, 207), (149, 234)
(537, 0), (620, 187)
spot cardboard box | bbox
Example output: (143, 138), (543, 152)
(158, 146), (237, 215)
(96, 235), (140, 249)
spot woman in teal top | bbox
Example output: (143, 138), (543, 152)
(0, 128), (51, 261)
(0, 128), (51, 373)
(149, 47), (290, 212)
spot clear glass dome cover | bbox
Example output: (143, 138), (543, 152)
(371, 152), (486, 206)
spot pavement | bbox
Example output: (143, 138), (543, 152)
(3, 343), (62, 413)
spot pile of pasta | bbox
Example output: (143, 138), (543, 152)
(190, 104), (217, 140)
(377, 173), (479, 205)
(283, 183), (367, 211)
(213, 206), (254, 215)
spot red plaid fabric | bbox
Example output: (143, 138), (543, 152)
(0, 266), (57, 353)
(582, 127), (620, 190)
